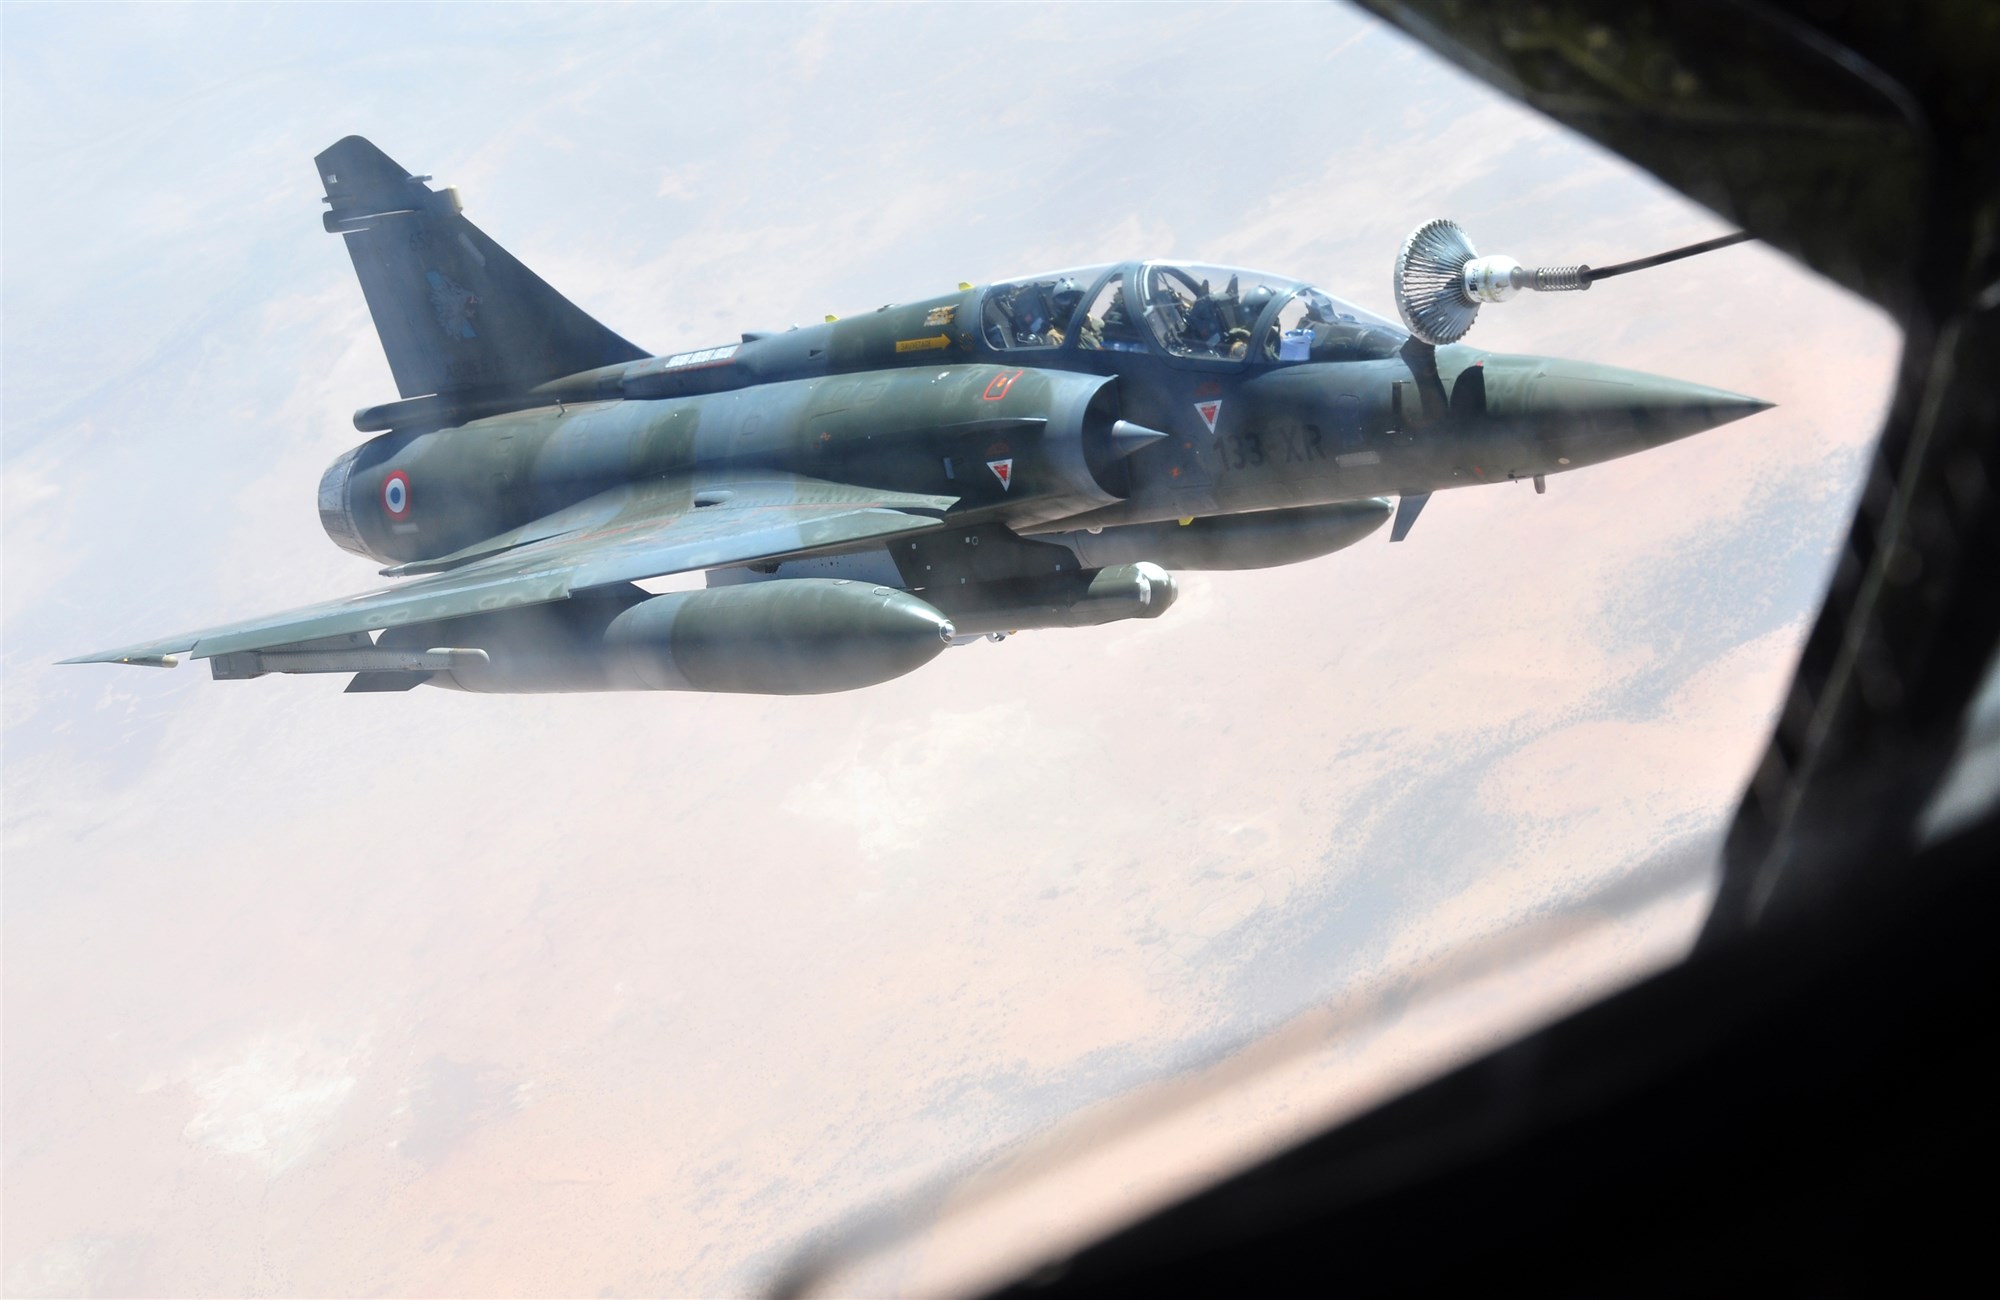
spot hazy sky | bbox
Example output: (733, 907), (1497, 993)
(2, 4), (1898, 1296)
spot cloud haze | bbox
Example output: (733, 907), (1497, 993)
(3, 3), (1895, 1295)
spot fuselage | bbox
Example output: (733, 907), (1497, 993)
(319, 259), (1769, 569)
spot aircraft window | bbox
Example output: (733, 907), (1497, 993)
(1076, 272), (1147, 353)
(1267, 294), (1319, 362)
(1136, 263), (1315, 364)
(981, 268), (1104, 350)
(1255, 287), (1409, 364)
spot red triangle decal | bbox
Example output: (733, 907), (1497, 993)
(987, 458), (1013, 489)
(1194, 400), (1222, 433)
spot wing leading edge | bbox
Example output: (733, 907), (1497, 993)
(64, 471), (954, 667)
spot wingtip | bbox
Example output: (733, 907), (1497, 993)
(58, 652), (180, 668)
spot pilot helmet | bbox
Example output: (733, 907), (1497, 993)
(1048, 276), (1083, 318)
(1240, 284), (1277, 320)
(1010, 286), (1050, 334)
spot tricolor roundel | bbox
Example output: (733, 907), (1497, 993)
(381, 470), (411, 520)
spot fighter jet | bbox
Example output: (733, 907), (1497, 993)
(64, 136), (1770, 695)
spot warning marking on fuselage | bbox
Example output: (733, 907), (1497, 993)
(987, 458), (1014, 490)
(982, 370), (1024, 402)
(1194, 399), (1222, 433)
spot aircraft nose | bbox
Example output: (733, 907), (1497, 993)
(1524, 360), (1774, 449)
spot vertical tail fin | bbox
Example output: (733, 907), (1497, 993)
(314, 136), (647, 399)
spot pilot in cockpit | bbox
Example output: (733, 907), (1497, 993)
(1004, 284), (1056, 347)
(997, 277), (1084, 348)
(1045, 277), (1083, 345)
(1240, 283), (1276, 330)
(1183, 276), (1257, 359)
(1183, 282), (1229, 351)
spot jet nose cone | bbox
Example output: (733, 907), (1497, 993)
(1628, 379), (1774, 437)
(1529, 362), (1774, 449)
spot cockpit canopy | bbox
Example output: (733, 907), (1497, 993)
(979, 262), (1406, 367)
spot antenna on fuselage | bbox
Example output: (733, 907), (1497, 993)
(1391, 219), (1753, 345)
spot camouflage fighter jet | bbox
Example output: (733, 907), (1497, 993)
(64, 137), (1771, 695)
